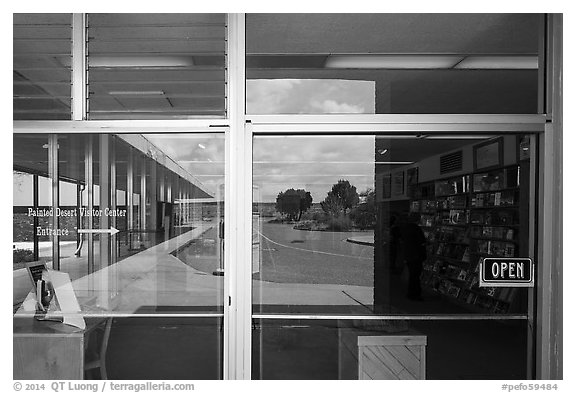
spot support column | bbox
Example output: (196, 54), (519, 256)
(150, 161), (157, 231)
(98, 135), (111, 309)
(48, 135), (59, 270)
(85, 135), (94, 274)
(99, 134), (110, 270)
(110, 136), (117, 265)
(127, 148), (134, 247)
(140, 156), (147, 237)
(32, 174), (39, 262)
(176, 175), (181, 227)
(76, 181), (81, 256)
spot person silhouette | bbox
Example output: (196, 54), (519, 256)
(389, 214), (401, 274)
(400, 212), (427, 300)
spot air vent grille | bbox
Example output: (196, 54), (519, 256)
(440, 150), (463, 174)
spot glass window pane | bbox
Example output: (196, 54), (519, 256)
(87, 14), (227, 119)
(105, 317), (222, 379)
(252, 134), (534, 315)
(13, 134), (52, 308)
(252, 318), (528, 379)
(246, 14), (541, 114)
(13, 13), (72, 120)
(14, 133), (225, 379)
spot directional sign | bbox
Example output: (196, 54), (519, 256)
(77, 227), (119, 236)
(479, 257), (534, 287)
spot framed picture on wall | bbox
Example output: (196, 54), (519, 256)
(382, 174), (391, 199)
(392, 171), (404, 196)
(407, 167), (418, 186)
(474, 137), (503, 170)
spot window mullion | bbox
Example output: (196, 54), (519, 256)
(71, 13), (87, 121)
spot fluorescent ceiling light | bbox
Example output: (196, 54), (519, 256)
(454, 56), (537, 69)
(90, 56), (195, 68)
(422, 135), (493, 139)
(109, 91), (165, 96)
(325, 55), (463, 69)
(324, 54), (538, 70)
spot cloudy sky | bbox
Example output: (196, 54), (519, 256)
(14, 79), (377, 206)
(147, 134), (376, 204)
(149, 79), (377, 203)
(146, 134), (225, 198)
(253, 136), (375, 203)
(246, 79), (375, 114)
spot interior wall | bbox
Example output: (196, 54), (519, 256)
(375, 135), (519, 203)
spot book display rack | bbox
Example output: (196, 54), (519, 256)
(411, 166), (522, 313)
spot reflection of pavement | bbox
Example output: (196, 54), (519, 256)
(15, 223), (221, 315)
(254, 222), (375, 309)
(14, 220), (378, 314)
(169, 220), (377, 310)
(257, 222), (374, 286)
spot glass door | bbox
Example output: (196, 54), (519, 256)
(251, 131), (538, 379)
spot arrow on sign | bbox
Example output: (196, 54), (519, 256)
(77, 227), (119, 236)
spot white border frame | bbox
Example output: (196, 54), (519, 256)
(11, 12), (562, 380)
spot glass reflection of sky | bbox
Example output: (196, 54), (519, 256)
(146, 134), (225, 197)
(253, 136), (375, 203)
(247, 79), (375, 114)
(149, 134), (377, 204)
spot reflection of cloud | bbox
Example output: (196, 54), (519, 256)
(146, 134), (376, 203)
(253, 136), (373, 164)
(254, 136), (375, 202)
(146, 135), (225, 196)
(310, 99), (365, 113)
(247, 79), (375, 114)
(246, 79), (303, 114)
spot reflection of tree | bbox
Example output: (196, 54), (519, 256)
(275, 188), (313, 221)
(350, 188), (376, 229)
(321, 179), (359, 216)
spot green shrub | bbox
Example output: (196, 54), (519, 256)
(312, 212), (329, 223)
(326, 216), (353, 231)
(13, 248), (34, 264)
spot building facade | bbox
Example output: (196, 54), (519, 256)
(12, 13), (562, 380)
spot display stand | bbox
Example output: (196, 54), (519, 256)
(414, 165), (523, 313)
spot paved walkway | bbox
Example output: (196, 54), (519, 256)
(15, 222), (375, 317)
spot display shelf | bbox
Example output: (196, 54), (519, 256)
(470, 236), (517, 243)
(414, 166), (523, 314)
(470, 223), (519, 227)
(433, 255), (471, 267)
(471, 252), (517, 258)
(433, 192), (469, 198)
(470, 205), (519, 210)
(436, 240), (470, 246)
(471, 187), (520, 194)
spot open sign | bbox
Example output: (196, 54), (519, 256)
(479, 258), (534, 287)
